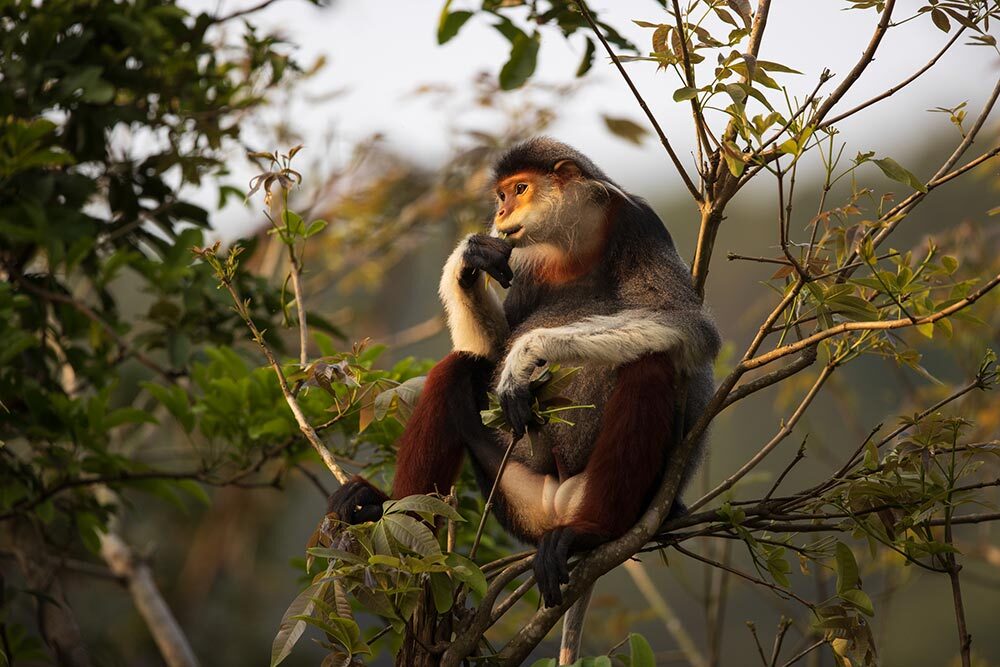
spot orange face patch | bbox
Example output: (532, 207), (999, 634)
(494, 170), (544, 232)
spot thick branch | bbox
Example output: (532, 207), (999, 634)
(97, 489), (198, 667)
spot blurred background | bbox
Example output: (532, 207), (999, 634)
(4, 0), (998, 665)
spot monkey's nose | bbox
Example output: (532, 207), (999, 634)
(498, 208), (506, 217)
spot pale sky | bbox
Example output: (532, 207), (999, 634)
(187, 0), (998, 233)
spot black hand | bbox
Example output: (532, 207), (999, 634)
(327, 477), (388, 524)
(499, 382), (534, 439)
(460, 234), (513, 289)
(534, 526), (579, 608)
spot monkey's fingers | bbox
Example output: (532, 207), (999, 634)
(499, 387), (532, 438)
(465, 236), (514, 287)
(465, 253), (513, 289)
(468, 233), (513, 259)
(553, 527), (575, 585)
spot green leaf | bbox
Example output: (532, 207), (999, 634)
(835, 542), (859, 594)
(438, 10), (473, 44)
(530, 661), (557, 667)
(177, 480), (210, 506)
(271, 564), (335, 666)
(628, 633), (656, 667)
(499, 33), (540, 90)
(722, 141), (746, 177)
(673, 86), (698, 102)
(756, 60), (803, 74)
(383, 514), (441, 557)
(930, 8), (950, 32)
(840, 588), (874, 616)
(872, 157), (928, 193)
(576, 37), (596, 77)
(304, 219), (328, 237)
(445, 553), (487, 597)
(429, 571), (454, 613)
(384, 495), (463, 522)
(601, 116), (648, 145)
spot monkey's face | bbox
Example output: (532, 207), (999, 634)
(492, 171), (554, 246)
(492, 170), (597, 249)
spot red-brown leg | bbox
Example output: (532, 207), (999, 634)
(327, 351), (495, 523)
(535, 352), (677, 606)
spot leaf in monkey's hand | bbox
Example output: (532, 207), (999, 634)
(533, 365), (581, 402)
(305, 513), (339, 573)
(482, 366), (593, 432)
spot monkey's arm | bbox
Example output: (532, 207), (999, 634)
(439, 234), (512, 360)
(497, 307), (719, 435)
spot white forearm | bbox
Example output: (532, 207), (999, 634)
(499, 309), (714, 393)
(438, 235), (509, 359)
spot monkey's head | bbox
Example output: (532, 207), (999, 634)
(490, 137), (622, 250)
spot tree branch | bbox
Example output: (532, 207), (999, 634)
(811, 0), (897, 126)
(96, 488), (199, 667)
(742, 272), (1000, 372)
(819, 25), (966, 128)
(690, 363), (835, 512)
(574, 0), (702, 203)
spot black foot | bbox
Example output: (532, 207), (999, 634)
(327, 476), (389, 524)
(534, 526), (580, 608)
(667, 498), (689, 521)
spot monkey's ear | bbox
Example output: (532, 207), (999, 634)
(553, 159), (582, 179)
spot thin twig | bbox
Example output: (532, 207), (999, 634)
(574, 0), (702, 202)
(777, 639), (827, 667)
(820, 26), (966, 128)
(674, 544), (814, 609)
(690, 363), (835, 512)
(763, 438), (808, 502)
(213, 0), (282, 23)
(469, 437), (519, 560)
(742, 273), (1000, 372)
(768, 617), (793, 667)
(670, 0), (715, 168)
(219, 279), (350, 485)
(811, 0), (897, 125)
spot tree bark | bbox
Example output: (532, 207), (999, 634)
(5, 520), (92, 667)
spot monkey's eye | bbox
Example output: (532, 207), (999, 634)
(497, 191), (506, 202)
(515, 183), (528, 195)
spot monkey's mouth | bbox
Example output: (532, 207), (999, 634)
(497, 224), (524, 241)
